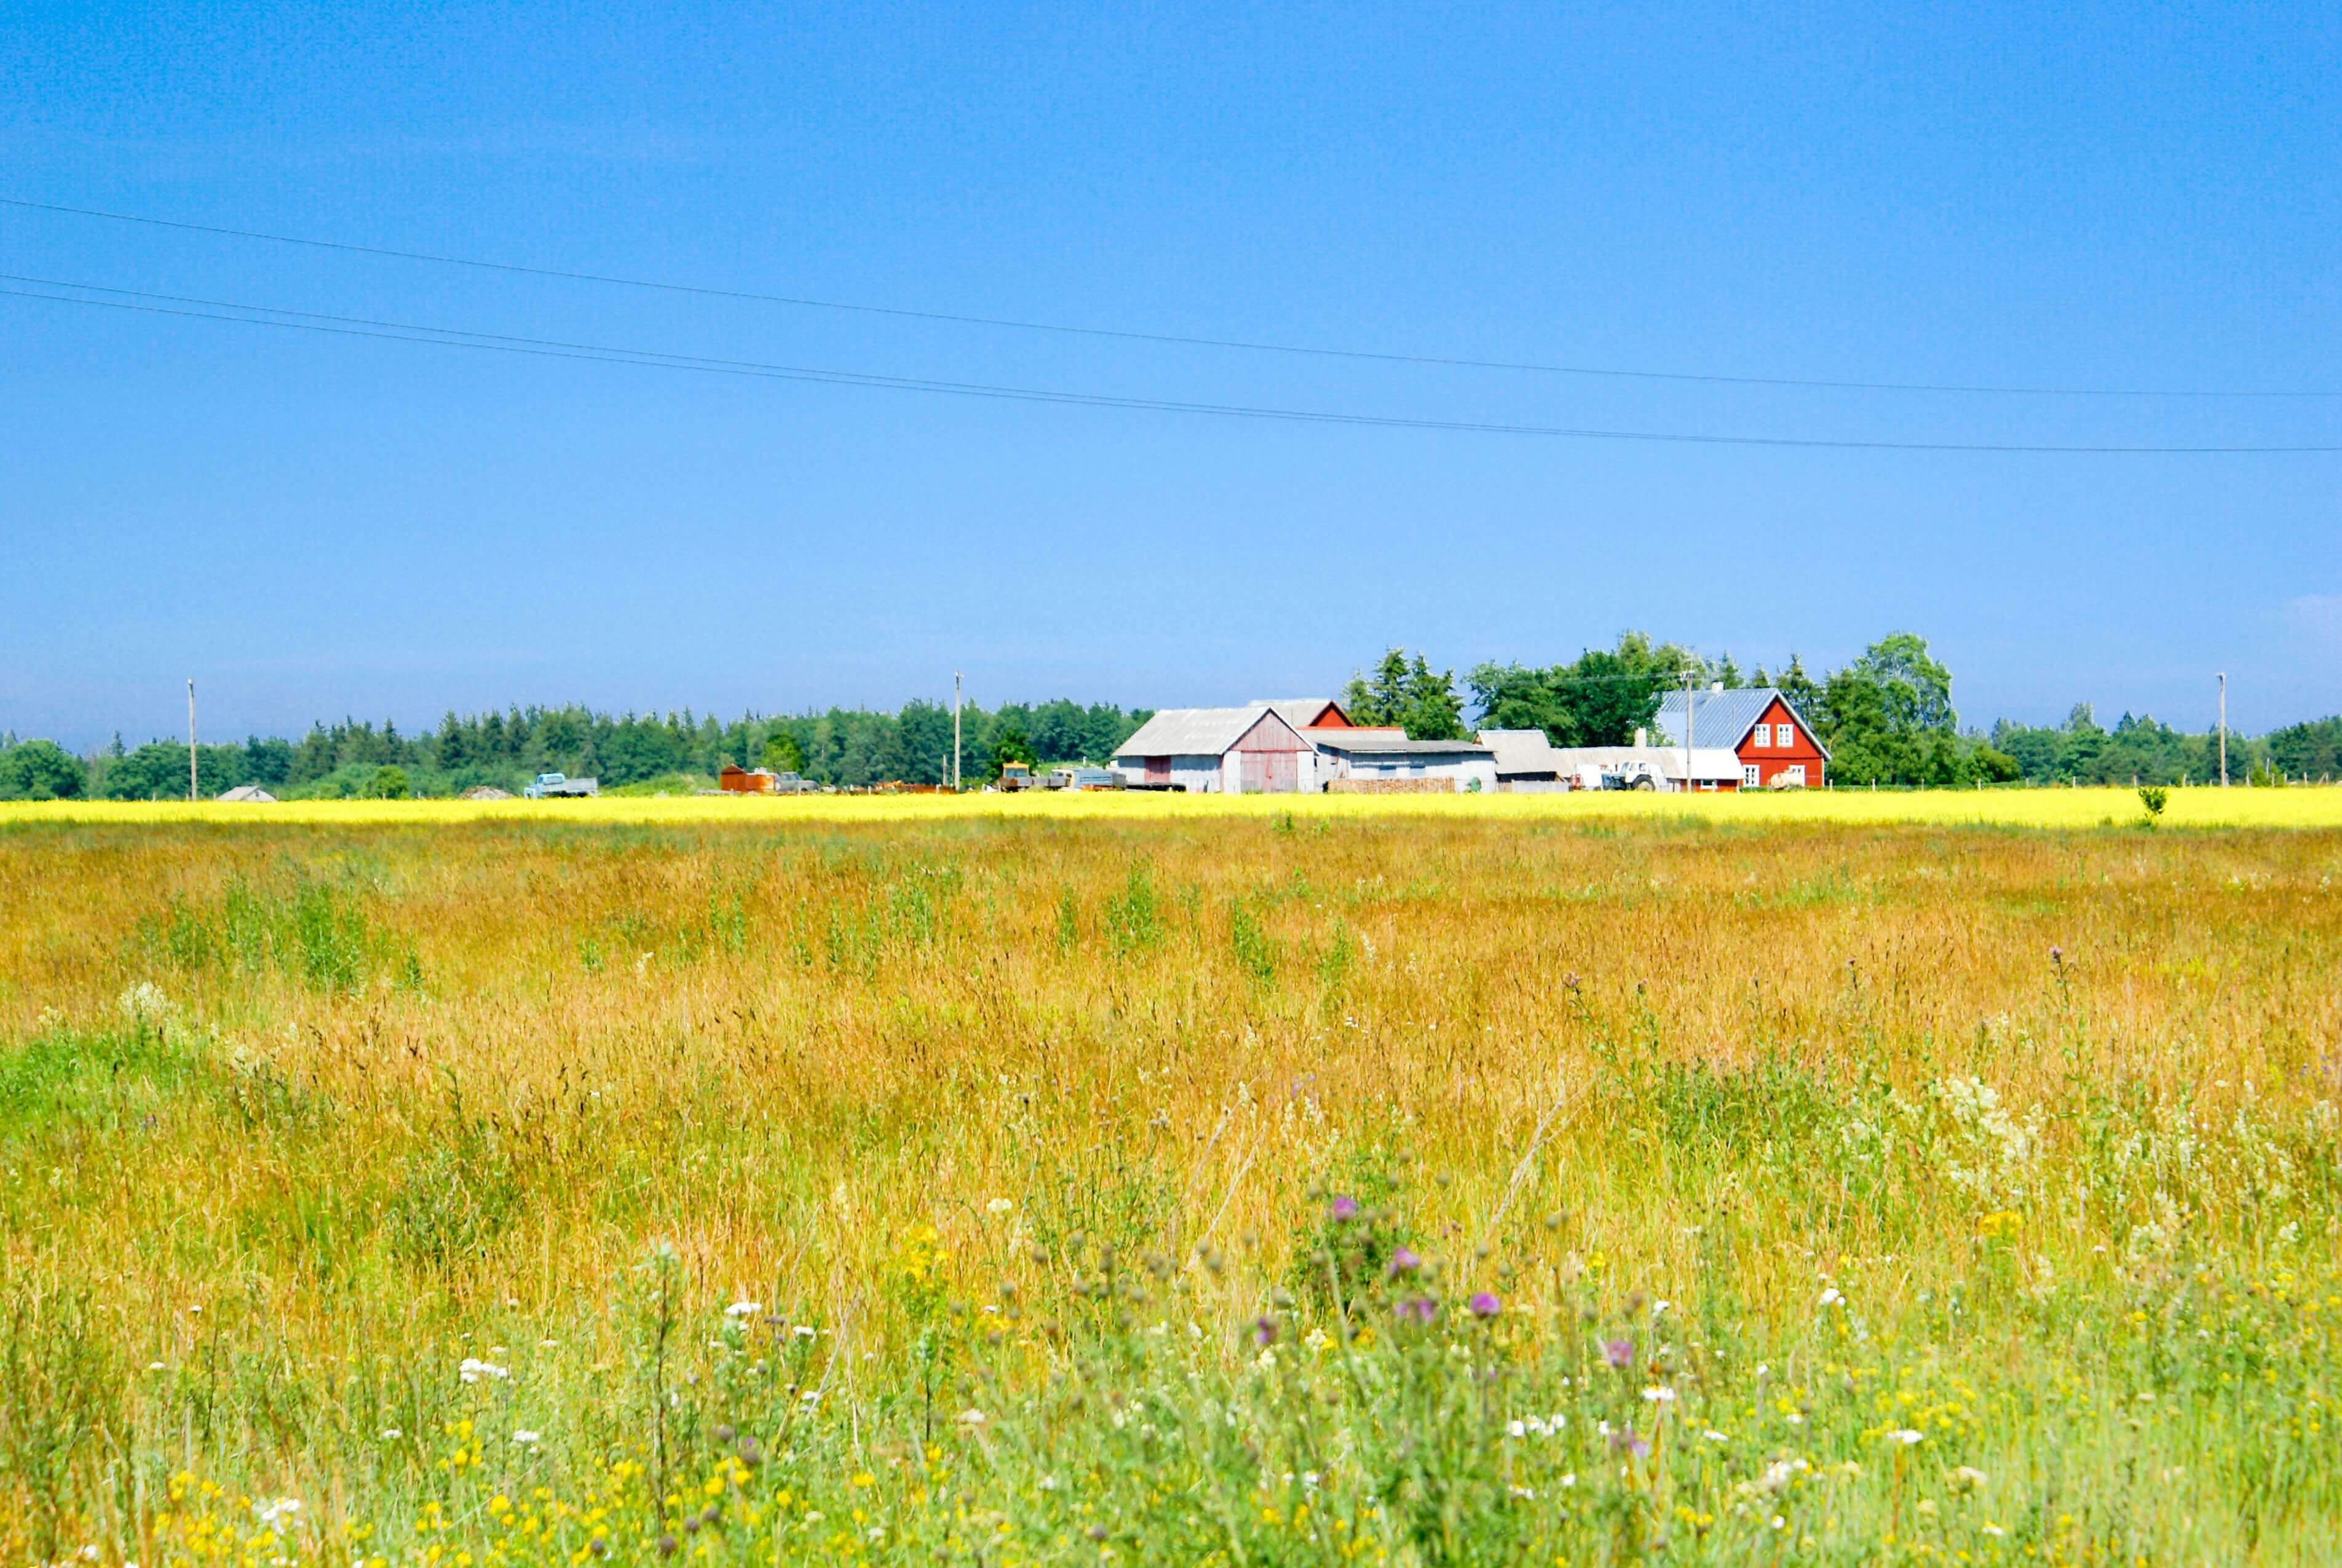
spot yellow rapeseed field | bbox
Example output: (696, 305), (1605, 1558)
(1, 807), (2336, 1564)
(9, 780), (2341, 828)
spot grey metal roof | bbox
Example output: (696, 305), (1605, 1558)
(1310, 732), (1493, 757)
(1652, 686), (1829, 759)
(1478, 728), (1566, 775)
(1114, 706), (1304, 758)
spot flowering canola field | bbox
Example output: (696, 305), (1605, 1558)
(1, 811), (2336, 1564)
(8, 782), (2341, 829)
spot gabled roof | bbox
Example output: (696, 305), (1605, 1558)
(1114, 706), (1305, 757)
(1652, 686), (1830, 761)
(1478, 728), (1567, 776)
(1251, 698), (1353, 731)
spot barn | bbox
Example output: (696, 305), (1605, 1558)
(1110, 707), (1318, 793)
(1652, 686), (1830, 788)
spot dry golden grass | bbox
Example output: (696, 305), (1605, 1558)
(2, 812), (2337, 1562)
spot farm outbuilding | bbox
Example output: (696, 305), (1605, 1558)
(1110, 707), (1317, 793)
(1310, 731), (1498, 793)
(215, 785), (277, 802)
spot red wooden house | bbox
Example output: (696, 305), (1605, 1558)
(1653, 687), (1829, 790)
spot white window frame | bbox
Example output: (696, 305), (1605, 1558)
(1743, 764), (1761, 787)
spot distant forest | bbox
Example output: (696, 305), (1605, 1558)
(0, 700), (1152, 801)
(3, 632), (2339, 799)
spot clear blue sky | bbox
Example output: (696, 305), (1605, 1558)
(4, 1), (2336, 750)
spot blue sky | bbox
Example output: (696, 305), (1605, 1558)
(4, 1), (2336, 749)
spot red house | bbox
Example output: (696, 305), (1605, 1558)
(1653, 687), (1829, 790)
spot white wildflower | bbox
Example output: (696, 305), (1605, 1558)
(1703, 1429), (1728, 1442)
(1887, 1428), (1925, 1446)
(724, 1300), (761, 1319)
(253, 1498), (303, 1530)
(1817, 1286), (1843, 1308)
(957, 1409), (986, 1426)
(792, 1325), (818, 1339)
(987, 1197), (1014, 1214)
(380, 1428), (402, 1440)
(1642, 1386), (1677, 1404)
(457, 1357), (508, 1384)
(513, 1429), (541, 1444)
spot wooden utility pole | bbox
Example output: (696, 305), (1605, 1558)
(1682, 670), (1695, 796)
(952, 671), (962, 791)
(187, 679), (197, 802)
(2218, 672), (2228, 786)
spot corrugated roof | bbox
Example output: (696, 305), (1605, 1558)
(1310, 732), (1493, 757)
(1478, 728), (1566, 775)
(1114, 707), (1303, 757)
(1652, 686), (1829, 759)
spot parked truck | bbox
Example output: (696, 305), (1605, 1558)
(524, 772), (599, 798)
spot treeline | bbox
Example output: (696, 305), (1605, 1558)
(1361, 632), (2333, 788)
(0, 699), (1151, 800)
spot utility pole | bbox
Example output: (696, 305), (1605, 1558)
(2217, 672), (2228, 787)
(952, 671), (962, 791)
(187, 679), (198, 802)
(1682, 669), (1695, 796)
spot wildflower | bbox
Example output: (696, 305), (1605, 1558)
(512, 1430), (541, 1445)
(381, 1428), (402, 1440)
(724, 1301), (760, 1319)
(792, 1325), (818, 1339)
(1642, 1386), (1676, 1404)
(1817, 1286), (1843, 1308)
(1508, 1419), (1527, 1438)
(1886, 1428), (1925, 1446)
(1982, 1524), (2006, 1537)
(1387, 1246), (1422, 1278)
(1607, 1427), (1650, 1460)
(457, 1358), (508, 1384)
(253, 1498), (303, 1530)
(1703, 1429), (1728, 1442)
(1329, 1195), (1360, 1222)
(1468, 1291), (1501, 1320)
(1603, 1337), (1635, 1370)
(987, 1197), (1013, 1213)
(1950, 1465), (1988, 1491)
(957, 1409), (987, 1426)
(1252, 1315), (1280, 1347)
(1652, 1299), (1672, 1317)
(1392, 1296), (1437, 1326)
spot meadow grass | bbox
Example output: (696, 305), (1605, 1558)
(0, 812), (2336, 1564)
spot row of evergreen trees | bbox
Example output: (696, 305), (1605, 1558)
(0, 699), (1152, 800)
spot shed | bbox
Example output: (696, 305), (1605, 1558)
(1310, 732), (1498, 793)
(215, 785), (277, 803)
(1478, 729), (1570, 789)
(1111, 707), (1316, 793)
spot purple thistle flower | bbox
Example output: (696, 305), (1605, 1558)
(1468, 1291), (1501, 1320)
(1329, 1195), (1360, 1222)
(1603, 1337), (1635, 1370)
(1393, 1296), (1437, 1326)
(1387, 1246), (1422, 1279)
(1251, 1315), (1279, 1347)
(1608, 1427), (1651, 1460)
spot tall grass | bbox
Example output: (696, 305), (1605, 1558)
(0, 816), (2336, 1563)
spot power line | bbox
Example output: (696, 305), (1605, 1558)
(7, 276), (2338, 455)
(6, 194), (2335, 402)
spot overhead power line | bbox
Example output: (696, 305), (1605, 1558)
(9, 275), (2340, 454)
(6, 195), (2336, 402)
